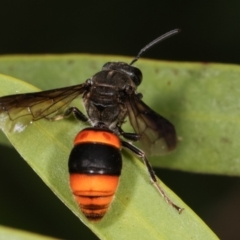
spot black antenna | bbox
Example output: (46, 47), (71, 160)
(130, 28), (181, 66)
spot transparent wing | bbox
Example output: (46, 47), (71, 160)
(0, 83), (88, 132)
(126, 94), (177, 156)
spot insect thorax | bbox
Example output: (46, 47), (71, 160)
(83, 70), (136, 131)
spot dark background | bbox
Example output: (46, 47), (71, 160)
(1, 1), (240, 239)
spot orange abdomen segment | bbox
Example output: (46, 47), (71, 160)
(74, 129), (121, 149)
(70, 173), (119, 221)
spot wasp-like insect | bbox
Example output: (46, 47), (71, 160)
(0, 29), (182, 221)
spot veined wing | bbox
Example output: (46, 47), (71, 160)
(126, 94), (177, 156)
(0, 83), (88, 132)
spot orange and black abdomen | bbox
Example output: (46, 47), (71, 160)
(68, 128), (122, 221)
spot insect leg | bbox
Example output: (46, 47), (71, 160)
(118, 127), (141, 141)
(45, 107), (89, 122)
(122, 140), (183, 213)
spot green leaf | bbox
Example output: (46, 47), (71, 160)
(0, 55), (218, 239)
(0, 56), (240, 176)
(0, 225), (57, 240)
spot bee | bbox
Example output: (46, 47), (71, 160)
(0, 29), (182, 221)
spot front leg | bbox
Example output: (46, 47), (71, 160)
(45, 107), (89, 123)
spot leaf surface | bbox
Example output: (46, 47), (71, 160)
(0, 55), (223, 239)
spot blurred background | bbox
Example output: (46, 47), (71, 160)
(0, 1), (240, 239)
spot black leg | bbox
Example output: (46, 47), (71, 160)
(45, 107), (89, 122)
(122, 140), (183, 213)
(118, 127), (141, 141)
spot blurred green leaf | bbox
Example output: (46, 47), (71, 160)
(0, 225), (57, 240)
(0, 55), (219, 239)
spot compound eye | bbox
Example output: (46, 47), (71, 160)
(130, 67), (142, 86)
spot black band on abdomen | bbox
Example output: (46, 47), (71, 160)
(68, 143), (122, 175)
